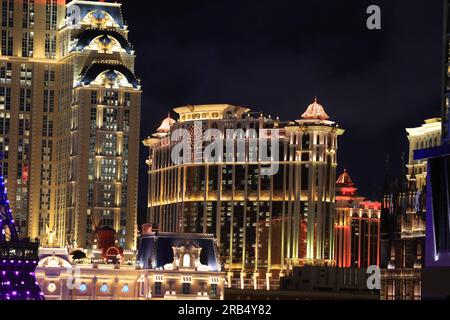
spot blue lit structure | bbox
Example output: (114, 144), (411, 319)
(0, 160), (44, 300)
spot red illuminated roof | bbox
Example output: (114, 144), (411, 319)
(336, 169), (354, 185)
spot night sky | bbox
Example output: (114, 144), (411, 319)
(119, 0), (444, 224)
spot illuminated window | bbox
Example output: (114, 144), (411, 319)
(45, 33), (56, 59)
(23, 0), (35, 29)
(0, 87), (11, 110)
(121, 284), (129, 293)
(47, 282), (56, 293)
(100, 283), (108, 293)
(183, 254), (190, 267)
(0, 62), (12, 84)
(79, 283), (87, 293)
(45, 0), (57, 31)
(22, 31), (33, 57)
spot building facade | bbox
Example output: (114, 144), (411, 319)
(0, 0), (141, 250)
(55, 0), (141, 250)
(380, 119), (440, 300)
(35, 233), (226, 300)
(334, 170), (381, 269)
(0, 0), (66, 241)
(144, 99), (345, 289)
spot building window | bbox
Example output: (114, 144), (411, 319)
(103, 108), (118, 130)
(45, 33), (56, 59)
(0, 113), (10, 135)
(45, 0), (57, 31)
(18, 115), (30, 137)
(154, 282), (162, 295)
(1, 30), (13, 56)
(44, 66), (55, 86)
(43, 90), (55, 112)
(22, 31), (34, 57)
(0, 87), (11, 110)
(2, 0), (14, 28)
(210, 284), (218, 297)
(101, 133), (117, 156)
(182, 283), (190, 295)
(124, 92), (131, 106)
(0, 137), (9, 159)
(23, 0), (35, 29)
(99, 283), (109, 293)
(103, 91), (119, 106)
(90, 107), (97, 129)
(183, 254), (191, 267)
(20, 64), (32, 86)
(91, 91), (98, 104)
(0, 62), (12, 84)
(20, 88), (32, 112)
(42, 116), (53, 137)
(123, 109), (130, 132)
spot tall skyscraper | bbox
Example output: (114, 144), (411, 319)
(0, 0), (141, 250)
(144, 99), (344, 289)
(0, 0), (66, 240)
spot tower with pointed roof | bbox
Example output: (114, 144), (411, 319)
(335, 169), (381, 268)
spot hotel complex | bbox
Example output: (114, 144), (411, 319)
(144, 100), (345, 289)
(0, 0), (141, 250)
(3, 0), (448, 302)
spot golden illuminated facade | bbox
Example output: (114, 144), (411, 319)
(55, 0), (141, 250)
(0, 1), (141, 250)
(406, 118), (442, 189)
(35, 233), (226, 300)
(0, 0), (66, 239)
(144, 99), (345, 289)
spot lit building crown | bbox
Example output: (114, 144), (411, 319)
(336, 169), (354, 186)
(301, 97), (330, 120)
(157, 114), (176, 134)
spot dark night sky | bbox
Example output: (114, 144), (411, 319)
(119, 0), (444, 224)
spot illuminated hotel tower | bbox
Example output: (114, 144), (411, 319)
(0, 1), (141, 250)
(56, 0), (141, 249)
(144, 99), (344, 289)
(0, 0), (66, 238)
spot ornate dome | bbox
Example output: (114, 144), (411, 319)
(301, 97), (330, 120)
(157, 114), (176, 133)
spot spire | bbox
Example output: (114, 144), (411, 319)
(398, 153), (408, 192)
(336, 169), (354, 186)
(383, 155), (391, 195)
(301, 97), (330, 120)
(408, 165), (418, 192)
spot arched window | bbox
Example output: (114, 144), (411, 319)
(183, 254), (191, 267)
